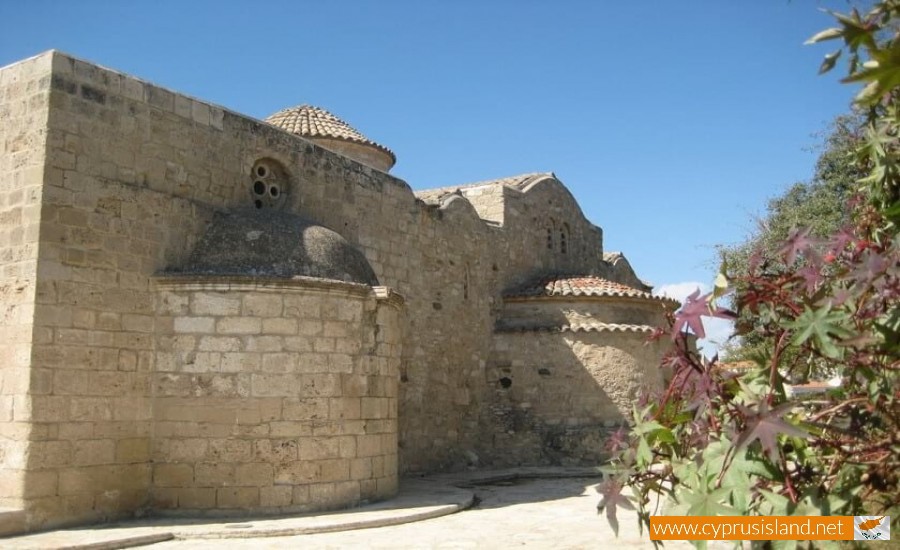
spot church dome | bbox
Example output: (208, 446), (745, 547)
(266, 105), (396, 172)
(168, 209), (379, 286)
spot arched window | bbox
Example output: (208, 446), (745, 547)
(560, 224), (569, 254)
(546, 227), (554, 250)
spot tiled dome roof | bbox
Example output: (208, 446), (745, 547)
(504, 275), (678, 304)
(265, 105), (395, 165)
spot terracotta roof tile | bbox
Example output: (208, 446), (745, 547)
(495, 321), (657, 334)
(265, 105), (395, 163)
(504, 275), (678, 304)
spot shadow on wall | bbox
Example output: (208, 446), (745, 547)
(480, 329), (668, 467)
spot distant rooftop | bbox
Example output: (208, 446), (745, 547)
(415, 172), (555, 205)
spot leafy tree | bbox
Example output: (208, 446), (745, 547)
(601, 3), (900, 547)
(721, 114), (863, 363)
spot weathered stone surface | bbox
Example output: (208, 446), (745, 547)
(167, 210), (379, 285)
(0, 51), (673, 532)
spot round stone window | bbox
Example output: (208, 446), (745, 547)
(250, 159), (288, 209)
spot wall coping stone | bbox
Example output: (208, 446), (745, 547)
(152, 274), (404, 306)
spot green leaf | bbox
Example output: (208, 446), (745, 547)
(784, 303), (852, 358)
(771, 540), (798, 550)
(759, 489), (791, 515)
(634, 420), (665, 435)
(648, 427), (676, 445)
(683, 486), (736, 516)
(818, 50), (842, 74)
(805, 27), (844, 44)
(636, 436), (652, 467)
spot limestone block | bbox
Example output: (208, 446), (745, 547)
(298, 437), (340, 461)
(296, 320), (322, 336)
(328, 353), (353, 373)
(273, 461), (319, 485)
(21, 470), (58, 498)
(216, 317), (261, 335)
(58, 464), (149, 495)
(69, 397), (110, 422)
(313, 338), (335, 354)
(283, 296), (321, 318)
(252, 439), (298, 463)
(291, 484), (310, 505)
(250, 374), (297, 397)
(341, 375), (367, 397)
(242, 294), (282, 317)
(323, 321), (348, 338)
(329, 397), (361, 421)
(261, 353), (297, 373)
(356, 434), (383, 457)
(282, 336), (312, 353)
(208, 438), (251, 462)
(28, 440), (72, 469)
(259, 485), (292, 507)
(220, 352), (260, 373)
(173, 316), (214, 334)
(375, 475), (397, 499)
(359, 478), (377, 500)
(153, 463), (194, 487)
(191, 293), (240, 316)
(333, 480), (361, 503)
(244, 336), (283, 353)
(194, 462), (234, 486)
(235, 463), (273, 487)
(262, 318), (297, 335)
(350, 457), (372, 480)
(282, 397), (328, 421)
(198, 336), (241, 352)
(122, 314), (153, 333)
(360, 397), (387, 419)
(176, 488), (215, 509)
(299, 374), (341, 397)
(52, 370), (89, 395)
(72, 439), (115, 465)
(116, 438), (149, 463)
(151, 488), (178, 509)
(269, 421), (312, 437)
(164, 439), (208, 462)
(337, 436), (356, 459)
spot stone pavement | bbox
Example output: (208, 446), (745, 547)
(2, 468), (710, 549)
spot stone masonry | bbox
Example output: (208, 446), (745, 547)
(0, 50), (677, 533)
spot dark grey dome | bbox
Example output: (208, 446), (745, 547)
(169, 209), (378, 285)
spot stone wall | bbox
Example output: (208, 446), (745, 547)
(152, 278), (401, 515)
(486, 330), (669, 465)
(0, 53), (51, 510)
(0, 50), (667, 530)
(483, 295), (672, 465)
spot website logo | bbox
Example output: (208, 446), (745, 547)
(854, 516), (890, 541)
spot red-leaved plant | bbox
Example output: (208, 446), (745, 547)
(600, 3), (900, 548)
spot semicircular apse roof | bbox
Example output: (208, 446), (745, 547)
(166, 209), (379, 286)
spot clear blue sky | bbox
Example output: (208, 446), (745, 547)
(0, 1), (856, 293)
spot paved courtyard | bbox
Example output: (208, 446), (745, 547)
(7, 470), (723, 549)
(149, 476), (668, 549)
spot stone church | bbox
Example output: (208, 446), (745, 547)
(0, 51), (677, 533)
